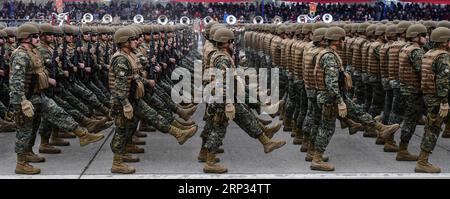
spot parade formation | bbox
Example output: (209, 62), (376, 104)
(0, 10), (450, 175)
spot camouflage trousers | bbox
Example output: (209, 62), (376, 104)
(284, 74), (297, 122)
(143, 92), (175, 122)
(314, 102), (338, 153)
(0, 100), (7, 120)
(203, 103), (263, 153)
(85, 81), (109, 107)
(69, 82), (103, 110)
(363, 75), (373, 112)
(421, 96), (444, 152)
(367, 78), (385, 117)
(343, 96), (377, 128)
(352, 71), (365, 105)
(111, 99), (172, 154)
(399, 93), (424, 144)
(58, 84), (92, 117)
(279, 69), (289, 100)
(294, 81), (308, 131)
(14, 94), (78, 154)
(303, 89), (320, 143)
(388, 87), (405, 125)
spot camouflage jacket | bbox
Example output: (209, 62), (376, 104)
(423, 49), (450, 106)
(316, 49), (344, 105)
(400, 42), (424, 95)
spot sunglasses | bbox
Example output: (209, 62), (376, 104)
(129, 37), (138, 41)
(31, 34), (40, 39)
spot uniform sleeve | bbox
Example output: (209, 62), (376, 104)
(374, 46), (380, 60)
(321, 53), (343, 104)
(410, 48), (424, 72)
(112, 57), (131, 107)
(9, 51), (28, 105)
(434, 54), (450, 102)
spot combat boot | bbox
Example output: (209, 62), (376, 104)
(310, 151), (334, 171)
(80, 117), (113, 133)
(0, 118), (16, 132)
(125, 144), (145, 153)
(383, 137), (399, 152)
(39, 134), (61, 154)
(176, 106), (197, 121)
(24, 151), (46, 163)
(363, 127), (378, 138)
(171, 120), (197, 130)
(375, 136), (385, 145)
(216, 147), (225, 154)
(168, 125), (198, 145)
(442, 122), (450, 138)
(341, 118), (364, 135)
(122, 153), (140, 163)
(97, 105), (112, 121)
(134, 130), (147, 138)
(139, 122), (156, 132)
(175, 118), (196, 126)
(258, 134), (286, 153)
(15, 154), (40, 175)
(292, 127), (303, 145)
(73, 127), (105, 147)
(415, 150), (441, 173)
(111, 154), (136, 174)
(268, 100), (284, 118)
(132, 135), (146, 145)
(203, 152), (227, 173)
(258, 117), (272, 125)
(374, 115), (382, 123)
(178, 103), (195, 109)
(396, 142), (418, 161)
(305, 145), (329, 162)
(376, 122), (400, 139)
(58, 131), (76, 139)
(283, 119), (293, 132)
(50, 130), (70, 146)
(197, 148), (220, 163)
(300, 136), (310, 153)
(262, 121), (282, 139)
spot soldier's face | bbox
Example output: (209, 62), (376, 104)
(101, 34), (108, 40)
(92, 35), (98, 42)
(130, 39), (137, 49)
(83, 34), (90, 41)
(65, 35), (73, 42)
(419, 35), (427, 45)
(31, 35), (40, 46)
(0, 38), (4, 44)
(8, 37), (15, 43)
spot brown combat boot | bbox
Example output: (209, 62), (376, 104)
(216, 147), (225, 154)
(175, 118), (196, 126)
(415, 150), (441, 173)
(176, 106), (197, 121)
(375, 136), (385, 145)
(134, 130), (147, 138)
(73, 127), (105, 147)
(258, 134), (286, 154)
(125, 144), (145, 154)
(442, 121), (450, 138)
(171, 120), (197, 130)
(203, 152), (227, 173)
(58, 131), (76, 139)
(310, 151), (334, 171)
(122, 153), (140, 163)
(139, 122), (156, 132)
(24, 151), (46, 163)
(341, 118), (364, 135)
(305, 144), (329, 162)
(197, 148), (220, 163)
(178, 103), (195, 109)
(168, 125), (198, 145)
(258, 117), (272, 125)
(363, 127), (378, 138)
(396, 142), (418, 161)
(0, 118), (16, 132)
(111, 154), (136, 174)
(262, 121), (282, 139)
(97, 106), (112, 121)
(383, 136), (399, 152)
(80, 117), (113, 133)
(15, 154), (40, 175)
(50, 130), (70, 146)
(376, 122), (400, 139)
(132, 135), (146, 145)
(39, 134), (61, 154)
(300, 136), (310, 153)
(283, 119), (293, 132)
(292, 127), (303, 145)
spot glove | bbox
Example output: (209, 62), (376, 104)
(439, 102), (449, 118)
(123, 104), (134, 119)
(338, 101), (347, 118)
(225, 103), (235, 121)
(21, 100), (34, 118)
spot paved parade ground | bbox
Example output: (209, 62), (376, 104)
(1, 104), (450, 179)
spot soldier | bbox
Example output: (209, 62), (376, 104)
(351, 23), (370, 106)
(416, 27), (450, 173)
(396, 24), (427, 162)
(10, 24), (104, 175)
(109, 27), (198, 174)
(0, 29), (16, 132)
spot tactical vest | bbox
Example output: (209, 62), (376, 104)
(285, 39), (296, 72)
(314, 49), (343, 91)
(361, 41), (370, 72)
(421, 49), (449, 94)
(367, 41), (382, 77)
(271, 36), (282, 67)
(304, 46), (324, 89)
(108, 51), (142, 98)
(345, 38), (356, 67)
(203, 41), (215, 70)
(379, 42), (391, 78)
(264, 34), (274, 56)
(291, 41), (302, 78)
(280, 39), (288, 69)
(387, 41), (407, 80)
(351, 38), (366, 71)
(399, 44), (421, 88)
(13, 46), (49, 94)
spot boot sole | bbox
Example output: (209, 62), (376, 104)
(264, 141), (286, 153)
(50, 142), (70, 146)
(80, 135), (105, 147)
(310, 166), (335, 171)
(380, 126), (400, 139)
(111, 169), (136, 174)
(39, 150), (61, 154)
(396, 157), (418, 161)
(203, 169), (228, 173)
(414, 168), (441, 173)
(383, 148), (398, 153)
(15, 170), (41, 175)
